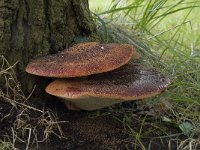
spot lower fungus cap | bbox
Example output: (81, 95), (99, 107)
(45, 63), (170, 110)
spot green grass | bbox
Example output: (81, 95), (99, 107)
(90, 0), (200, 149)
(89, 0), (112, 11)
(89, 0), (200, 41)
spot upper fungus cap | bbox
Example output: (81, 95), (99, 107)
(45, 63), (170, 110)
(25, 42), (140, 78)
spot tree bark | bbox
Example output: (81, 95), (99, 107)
(0, 0), (97, 92)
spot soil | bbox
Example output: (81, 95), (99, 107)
(0, 97), (197, 150)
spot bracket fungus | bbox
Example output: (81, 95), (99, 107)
(45, 63), (170, 111)
(26, 42), (139, 78)
(26, 42), (170, 111)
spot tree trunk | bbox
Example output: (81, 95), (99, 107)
(0, 0), (97, 93)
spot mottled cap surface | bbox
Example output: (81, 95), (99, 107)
(46, 63), (170, 100)
(26, 42), (139, 78)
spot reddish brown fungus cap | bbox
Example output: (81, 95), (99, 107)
(45, 63), (170, 110)
(26, 42), (140, 78)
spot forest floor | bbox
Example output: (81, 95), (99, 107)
(1, 95), (189, 150)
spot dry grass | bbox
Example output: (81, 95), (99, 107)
(0, 55), (67, 150)
(177, 138), (200, 150)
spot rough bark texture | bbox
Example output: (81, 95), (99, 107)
(0, 0), (97, 92)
